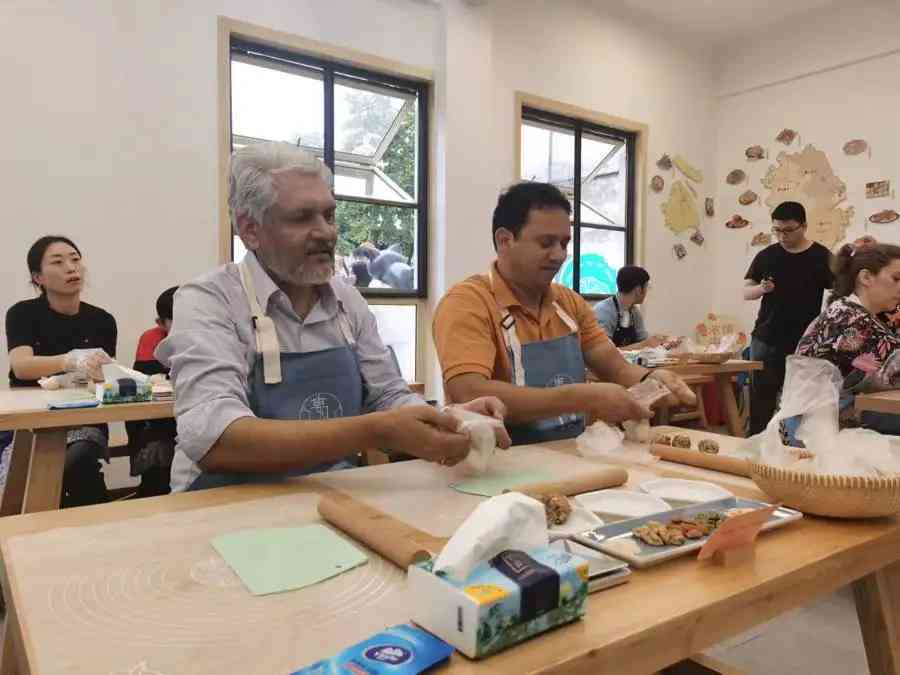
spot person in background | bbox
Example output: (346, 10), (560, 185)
(125, 286), (179, 497)
(743, 201), (833, 435)
(593, 265), (668, 349)
(796, 237), (900, 433)
(433, 182), (695, 445)
(5, 236), (116, 507)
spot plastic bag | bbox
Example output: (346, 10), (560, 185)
(444, 407), (505, 476)
(750, 356), (900, 476)
(575, 421), (624, 458)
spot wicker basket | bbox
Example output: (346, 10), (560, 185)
(749, 462), (900, 518)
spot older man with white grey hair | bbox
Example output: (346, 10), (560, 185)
(157, 142), (508, 492)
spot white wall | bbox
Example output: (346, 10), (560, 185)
(711, 0), (900, 335)
(488, 0), (719, 337)
(0, 0), (438, 380)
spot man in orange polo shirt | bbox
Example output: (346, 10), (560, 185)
(433, 182), (695, 445)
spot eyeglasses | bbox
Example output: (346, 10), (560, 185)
(771, 223), (804, 234)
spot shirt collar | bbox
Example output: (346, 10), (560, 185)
(489, 261), (557, 311)
(244, 250), (340, 319)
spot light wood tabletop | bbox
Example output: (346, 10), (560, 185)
(855, 390), (900, 416)
(0, 436), (896, 675)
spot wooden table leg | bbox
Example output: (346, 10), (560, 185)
(0, 432), (33, 517)
(0, 615), (21, 675)
(854, 560), (900, 675)
(21, 429), (67, 514)
(715, 375), (744, 438)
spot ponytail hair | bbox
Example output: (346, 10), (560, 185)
(830, 238), (900, 303)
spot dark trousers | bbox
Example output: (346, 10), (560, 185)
(62, 440), (110, 508)
(749, 338), (789, 436)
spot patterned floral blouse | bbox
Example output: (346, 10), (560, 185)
(796, 295), (900, 380)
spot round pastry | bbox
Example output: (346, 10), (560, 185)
(542, 494), (572, 526)
(654, 434), (673, 446)
(672, 434), (692, 449)
(698, 439), (720, 455)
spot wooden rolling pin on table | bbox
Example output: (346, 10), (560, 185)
(505, 466), (629, 499)
(650, 444), (751, 478)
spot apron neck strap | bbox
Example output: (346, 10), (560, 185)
(239, 260), (282, 385)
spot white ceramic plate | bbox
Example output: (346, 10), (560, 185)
(574, 489), (671, 518)
(639, 478), (733, 503)
(548, 505), (604, 541)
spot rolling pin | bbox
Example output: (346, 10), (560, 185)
(650, 444), (751, 478)
(318, 490), (447, 570)
(504, 466), (628, 499)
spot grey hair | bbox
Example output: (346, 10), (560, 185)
(228, 141), (333, 233)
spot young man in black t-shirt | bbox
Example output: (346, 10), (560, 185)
(743, 201), (833, 435)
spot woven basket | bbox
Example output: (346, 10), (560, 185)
(749, 462), (900, 518)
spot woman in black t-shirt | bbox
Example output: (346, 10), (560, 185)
(5, 236), (117, 507)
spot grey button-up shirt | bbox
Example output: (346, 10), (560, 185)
(156, 251), (423, 492)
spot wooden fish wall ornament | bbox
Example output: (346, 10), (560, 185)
(775, 128), (798, 145)
(673, 243), (688, 260)
(726, 214), (750, 229)
(745, 145), (765, 161)
(657, 154), (673, 171)
(738, 190), (758, 206)
(705, 197), (714, 217)
(650, 175), (665, 193)
(751, 232), (772, 247)
(843, 139), (868, 156)
(672, 155), (703, 183)
(726, 169), (746, 185)
(690, 230), (705, 246)
(870, 210), (900, 224)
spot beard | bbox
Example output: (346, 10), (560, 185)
(266, 252), (335, 287)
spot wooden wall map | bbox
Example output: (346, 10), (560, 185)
(761, 144), (854, 248)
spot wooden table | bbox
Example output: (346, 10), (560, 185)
(855, 390), (900, 416)
(0, 388), (174, 515)
(0, 438), (897, 675)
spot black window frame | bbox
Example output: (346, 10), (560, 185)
(521, 106), (636, 299)
(229, 37), (430, 299)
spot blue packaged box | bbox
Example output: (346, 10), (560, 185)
(408, 547), (589, 659)
(291, 624), (454, 674)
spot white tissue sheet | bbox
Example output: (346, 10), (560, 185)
(433, 492), (548, 583)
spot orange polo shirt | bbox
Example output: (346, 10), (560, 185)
(433, 262), (610, 386)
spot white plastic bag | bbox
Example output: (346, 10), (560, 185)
(575, 421), (624, 458)
(444, 407), (505, 475)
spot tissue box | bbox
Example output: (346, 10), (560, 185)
(408, 547), (588, 659)
(95, 379), (152, 404)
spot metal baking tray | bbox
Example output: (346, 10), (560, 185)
(571, 497), (802, 568)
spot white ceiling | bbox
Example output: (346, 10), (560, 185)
(598, 0), (847, 45)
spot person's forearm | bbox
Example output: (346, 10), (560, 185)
(10, 354), (67, 381)
(199, 413), (388, 473)
(744, 284), (766, 301)
(446, 375), (588, 425)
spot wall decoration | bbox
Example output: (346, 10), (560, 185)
(650, 175), (665, 193)
(866, 180), (891, 199)
(761, 144), (853, 248)
(843, 139), (869, 156)
(745, 145), (766, 161)
(673, 243), (688, 260)
(705, 197), (715, 217)
(661, 180), (700, 234)
(657, 154), (673, 171)
(751, 232), (772, 247)
(870, 209), (900, 224)
(726, 169), (746, 185)
(775, 128), (798, 145)
(738, 190), (758, 206)
(725, 214), (750, 229)
(690, 230), (705, 246)
(672, 155), (703, 183)
(686, 182), (698, 198)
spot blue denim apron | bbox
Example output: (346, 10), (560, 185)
(492, 273), (586, 445)
(188, 261), (363, 490)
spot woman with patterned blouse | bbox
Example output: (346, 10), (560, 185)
(796, 237), (900, 432)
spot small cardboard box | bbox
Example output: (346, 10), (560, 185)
(408, 547), (589, 659)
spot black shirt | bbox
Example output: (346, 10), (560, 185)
(745, 241), (833, 352)
(5, 295), (117, 387)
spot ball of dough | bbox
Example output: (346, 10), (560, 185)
(672, 434), (692, 449)
(542, 494), (572, 526)
(654, 434), (672, 446)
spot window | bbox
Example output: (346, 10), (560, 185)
(520, 106), (635, 297)
(229, 39), (429, 298)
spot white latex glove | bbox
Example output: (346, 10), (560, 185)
(63, 349), (113, 382)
